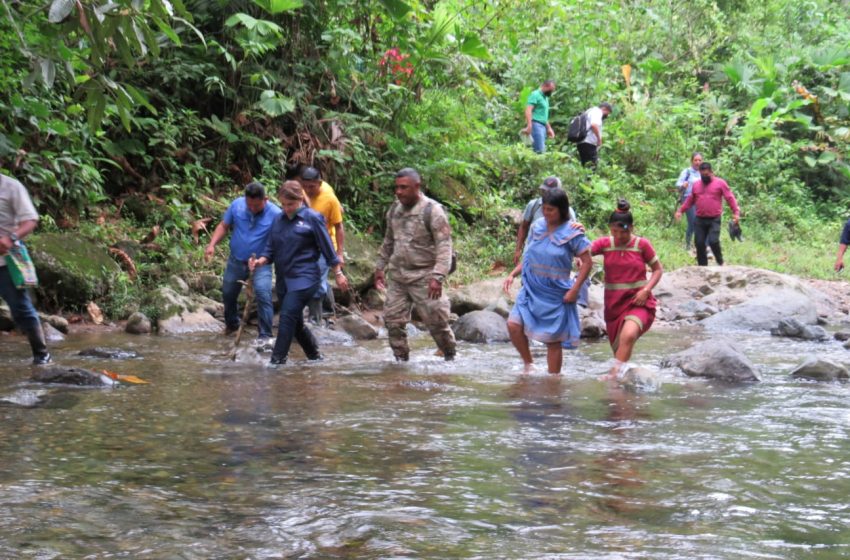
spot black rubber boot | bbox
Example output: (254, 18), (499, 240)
(27, 327), (52, 365)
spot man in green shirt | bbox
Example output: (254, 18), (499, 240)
(523, 80), (556, 153)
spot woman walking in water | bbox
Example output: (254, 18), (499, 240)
(591, 200), (663, 379)
(503, 187), (593, 374)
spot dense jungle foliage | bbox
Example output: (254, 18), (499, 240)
(1, 0), (849, 313)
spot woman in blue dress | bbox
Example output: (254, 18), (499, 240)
(503, 187), (593, 374)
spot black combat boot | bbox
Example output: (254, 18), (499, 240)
(26, 327), (52, 365)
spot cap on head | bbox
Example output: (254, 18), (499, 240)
(300, 166), (321, 181)
(539, 176), (562, 192)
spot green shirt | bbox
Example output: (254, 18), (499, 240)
(526, 88), (549, 124)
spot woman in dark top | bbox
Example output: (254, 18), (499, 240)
(250, 181), (349, 366)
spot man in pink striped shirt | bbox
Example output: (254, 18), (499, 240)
(675, 162), (740, 266)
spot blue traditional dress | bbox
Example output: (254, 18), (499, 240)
(508, 218), (591, 348)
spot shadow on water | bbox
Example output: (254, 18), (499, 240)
(0, 327), (849, 558)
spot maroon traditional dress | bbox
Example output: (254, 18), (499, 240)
(590, 235), (658, 350)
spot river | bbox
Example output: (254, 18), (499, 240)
(1, 326), (849, 558)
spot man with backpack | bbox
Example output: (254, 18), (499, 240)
(571, 102), (613, 167)
(374, 168), (457, 362)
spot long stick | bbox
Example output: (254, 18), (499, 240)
(228, 260), (256, 361)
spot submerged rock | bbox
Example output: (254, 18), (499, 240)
(619, 365), (662, 393)
(790, 358), (849, 381)
(336, 314), (379, 340)
(311, 325), (355, 346)
(78, 347), (140, 360)
(662, 339), (760, 383)
(32, 367), (119, 387)
(770, 318), (830, 341)
(0, 388), (49, 408)
(452, 310), (509, 343)
(834, 331), (850, 342)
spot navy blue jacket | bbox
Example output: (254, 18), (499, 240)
(261, 207), (340, 291)
(841, 218), (850, 246)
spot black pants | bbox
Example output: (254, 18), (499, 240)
(577, 142), (598, 167)
(694, 216), (723, 266)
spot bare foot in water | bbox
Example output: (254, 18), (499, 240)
(522, 362), (535, 375)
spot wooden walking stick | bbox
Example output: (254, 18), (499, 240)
(228, 254), (256, 361)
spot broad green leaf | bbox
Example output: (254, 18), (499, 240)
(123, 83), (158, 115)
(173, 17), (206, 47)
(139, 20), (161, 56)
(153, 17), (182, 46)
(460, 34), (489, 59)
(252, 0), (304, 15)
(40, 59), (56, 88)
(803, 155), (817, 168)
(257, 90), (295, 116)
(379, 0), (411, 20)
(86, 87), (107, 132)
(818, 151), (837, 163)
(48, 0), (75, 23)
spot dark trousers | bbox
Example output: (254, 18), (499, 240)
(272, 282), (320, 361)
(694, 216), (723, 266)
(577, 142), (598, 167)
(0, 266), (41, 333)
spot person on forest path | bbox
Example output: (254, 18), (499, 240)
(675, 152), (703, 251)
(503, 187), (593, 375)
(576, 102), (613, 167)
(249, 181), (349, 367)
(514, 176), (577, 265)
(0, 173), (51, 364)
(675, 162), (740, 266)
(205, 182), (281, 345)
(298, 166), (345, 325)
(591, 200), (663, 380)
(835, 216), (850, 272)
(374, 168), (456, 362)
(523, 80), (556, 154)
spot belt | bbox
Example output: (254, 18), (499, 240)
(532, 120), (547, 125)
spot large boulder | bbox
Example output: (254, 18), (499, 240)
(126, 312), (152, 335)
(449, 278), (519, 317)
(790, 357), (849, 382)
(341, 233), (381, 292)
(42, 322), (65, 342)
(662, 339), (760, 383)
(579, 307), (606, 339)
(452, 310), (509, 343)
(701, 290), (818, 332)
(147, 286), (223, 335)
(770, 318), (830, 341)
(39, 314), (69, 334)
(311, 325), (355, 346)
(32, 367), (119, 387)
(655, 266), (836, 325)
(336, 314), (379, 340)
(27, 233), (121, 308)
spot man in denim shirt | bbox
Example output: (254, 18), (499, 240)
(205, 182), (281, 343)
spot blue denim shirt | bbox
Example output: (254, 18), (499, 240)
(223, 197), (282, 261)
(262, 207), (340, 291)
(677, 167), (701, 202)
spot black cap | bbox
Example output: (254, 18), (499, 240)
(300, 166), (321, 181)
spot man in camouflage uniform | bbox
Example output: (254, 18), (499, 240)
(374, 168), (456, 361)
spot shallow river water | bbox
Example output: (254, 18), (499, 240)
(1, 326), (850, 559)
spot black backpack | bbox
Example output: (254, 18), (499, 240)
(567, 112), (589, 143)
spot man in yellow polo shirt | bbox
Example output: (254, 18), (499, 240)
(299, 166), (345, 324)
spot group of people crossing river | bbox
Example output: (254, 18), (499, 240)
(0, 156), (847, 373)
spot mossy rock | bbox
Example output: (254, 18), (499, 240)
(28, 233), (121, 309)
(426, 176), (478, 214)
(343, 232), (380, 292)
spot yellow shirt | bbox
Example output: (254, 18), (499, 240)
(308, 181), (343, 251)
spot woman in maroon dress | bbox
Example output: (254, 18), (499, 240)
(590, 200), (663, 379)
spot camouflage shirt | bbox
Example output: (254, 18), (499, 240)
(376, 195), (453, 283)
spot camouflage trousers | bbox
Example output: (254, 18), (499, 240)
(384, 277), (456, 360)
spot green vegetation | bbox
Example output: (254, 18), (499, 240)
(1, 0), (848, 313)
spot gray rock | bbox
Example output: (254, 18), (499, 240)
(790, 358), (849, 381)
(484, 296), (513, 319)
(662, 339), (760, 383)
(834, 331), (850, 342)
(580, 308), (606, 339)
(336, 314), (379, 340)
(406, 323), (424, 338)
(701, 289), (818, 332)
(449, 279), (519, 316)
(40, 314), (69, 334)
(168, 275), (190, 295)
(770, 318), (830, 341)
(671, 300), (719, 321)
(619, 366), (662, 393)
(148, 286), (223, 335)
(364, 288), (385, 310)
(845, 339), (850, 350)
(452, 310), (509, 343)
(311, 325), (355, 346)
(32, 367), (119, 387)
(43, 322), (65, 342)
(0, 302), (14, 331)
(78, 347), (140, 360)
(343, 233), (381, 292)
(126, 312), (152, 334)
